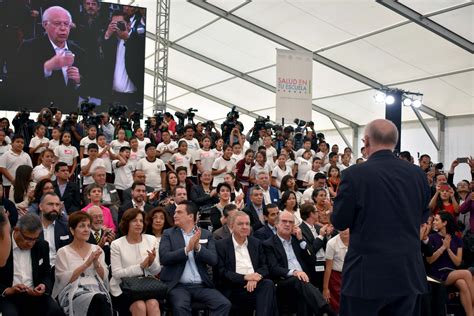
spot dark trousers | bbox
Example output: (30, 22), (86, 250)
(87, 293), (112, 316)
(276, 276), (328, 316)
(168, 284), (231, 316)
(339, 293), (423, 316)
(0, 293), (65, 316)
(225, 279), (277, 316)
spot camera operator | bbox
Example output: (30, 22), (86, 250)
(52, 110), (62, 129)
(35, 107), (56, 139)
(163, 112), (176, 135)
(99, 112), (114, 143)
(246, 126), (266, 152)
(12, 111), (34, 150)
(146, 114), (166, 145)
(203, 121), (221, 144)
(61, 112), (83, 149)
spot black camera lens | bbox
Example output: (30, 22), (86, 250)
(117, 21), (126, 31)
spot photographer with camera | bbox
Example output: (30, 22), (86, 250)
(103, 11), (145, 113)
(12, 110), (35, 151)
(99, 112), (114, 143)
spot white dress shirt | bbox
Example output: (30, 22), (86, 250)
(43, 221), (57, 266)
(113, 39), (136, 93)
(12, 234), (34, 288)
(232, 235), (254, 275)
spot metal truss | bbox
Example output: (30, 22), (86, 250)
(153, 0), (171, 113)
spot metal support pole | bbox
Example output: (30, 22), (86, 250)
(352, 127), (359, 158)
(328, 117), (352, 149)
(411, 107), (440, 151)
(153, 0), (171, 113)
(438, 116), (446, 163)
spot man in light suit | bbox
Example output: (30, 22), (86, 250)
(0, 214), (64, 316)
(216, 211), (276, 316)
(159, 201), (231, 316)
(331, 119), (431, 316)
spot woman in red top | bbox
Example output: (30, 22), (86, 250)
(429, 182), (459, 217)
(327, 166), (341, 199)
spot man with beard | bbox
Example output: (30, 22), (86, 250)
(38, 192), (70, 267)
(118, 181), (153, 223)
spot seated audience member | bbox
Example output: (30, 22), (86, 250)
(159, 171), (178, 206)
(53, 212), (112, 316)
(110, 208), (161, 316)
(299, 203), (333, 289)
(53, 162), (81, 214)
(210, 182), (232, 231)
(83, 167), (120, 223)
(460, 192), (474, 236)
(326, 166), (341, 199)
(118, 182), (154, 224)
(243, 186), (266, 232)
(164, 185), (188, 220)
(0, 209), (10, 267)
(80, 143), (105, 191)
(82, 184), (116, 232)
(429, 183), (459, 216)
(254, 204), (279, 241)
(213, 204), (238, 241)
(9, 165), (35, 217)
(272, 153), (292, 189)
(145, 207), (173, 250)
(235, 149), (255, 190)
(263, 211), (336, 316)
(0, 214), (63, 316)
(0, 134), (33, 197)
(302, 173), (328, 204)
(427, 211), (474, 316)
(280, 175), (303, 204)
(32, 149), (56, 182)
(0, 183), (18, 228)
(279, 190), (301, 226)
(249, 151), (272, 185)
(136, 143), (167, 192)
(28, 179), (59, 216)
(301, 158), (323, 188)
(176, 166), (194, 196)
(323, 229), (349, 313)
(216, 211), (277, 316)
(190, 170), (219, 209)
(313, 189), (335, 231)
(39, 192), (71, 267)
(122, 169), (155, 206)
(87, 206), (115, 266)
(255, 171), (280, 205)
(159, 201), (231, 315)
(224, 172), (245, 207)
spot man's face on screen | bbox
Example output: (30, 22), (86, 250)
(84, 0), (100, 16)
(44, 9), (71, 47)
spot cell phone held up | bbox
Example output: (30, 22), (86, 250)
(457, 157), (468, 164)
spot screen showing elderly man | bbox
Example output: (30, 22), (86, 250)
(10, 6), (86, 113)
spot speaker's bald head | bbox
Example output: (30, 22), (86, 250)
(364, 119), (399, 149)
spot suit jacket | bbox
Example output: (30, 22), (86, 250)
(245, 186), (280, 205)
(159, 227), (217, 290)
(331, 150), (431, 299)
(122, 185), (154, 206)
(213, 225), (231, 241)
(53, 180), (81, 214)
(13, 35), (86, 113)
(299, 222), (327, 266)
(83, 183), (120, 208)
(118, 200), (154, 224)
(39, 218), (71, 252)
(215, 236), (268, 289)
(165, 204), (177, 220)
(253, 224), (275, 241)
(262, 234), (312, 281)
(0, 239), (52, 295)
(242, 203), (265, 232)
(103, 31), (145, 96)
(87, 229), (111, 266)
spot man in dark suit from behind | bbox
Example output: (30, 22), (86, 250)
(331, 119), (431, 316)
(263, 210), (336, 316)
(86, 206), (115, 266)
(213, 204), (238, 241)
(216, 211), (276, 316)
(242, 186), (266, 232)
(118, 181), (153, 224)
(12, 6), (85, 113)
(253, 203), (279, 241)
(159, 201), (231, 316)
(53, 162), (81, 214)
(0, 213), (64, 316)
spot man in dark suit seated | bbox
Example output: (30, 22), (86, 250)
(0, 214), (64, 316)
(118, 181), (153, 224)
(164, 185), (187, 221)
(122, 169), (154, 206)
(331, 119), (431, 316)
(243, 186), (266, 232)
(253, 203), (279, 241)
(213, 204), (238, 241)
(159, 201), (231, 316)
(216, 211), (276, 316)
(263, 210), (336, 316)
(86, 206), (115, 266)
(38, 192), (71, 267)
(53, 162), (81, 214)
(11, 5), (85, 113)
(256, 171), (280, 205)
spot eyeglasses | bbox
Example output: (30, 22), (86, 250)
(19, 230), (40, 243)
(49, 21), (72, 28)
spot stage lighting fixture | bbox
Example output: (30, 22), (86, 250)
(412, 99), (422, 108)
(402, 98), (413, 106)
(374, 92), (386, 103)
(385, 95), (395, 105)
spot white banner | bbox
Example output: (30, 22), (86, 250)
(275, 49), (313, 124)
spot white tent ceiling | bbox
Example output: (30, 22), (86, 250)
(115, 0), (473, 131)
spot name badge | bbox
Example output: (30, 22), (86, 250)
(60, 235), (70, 240)
(315, 266), (325, 272)
(39, 258), (43, 266)
(199, 239), (208, 244)
(110, 190), (117, 194)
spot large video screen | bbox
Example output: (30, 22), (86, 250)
(0, 1), (146, 114)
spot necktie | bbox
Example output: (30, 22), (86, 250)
(94, 231), (100, 243)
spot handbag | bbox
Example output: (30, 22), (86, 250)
(120, 276), (168, 302)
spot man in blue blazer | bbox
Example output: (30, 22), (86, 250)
(331, 119), (431, 316)
(159, 201), (231, 316)
(216, 211), (276, 316)
(253, 203), (279, 241)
